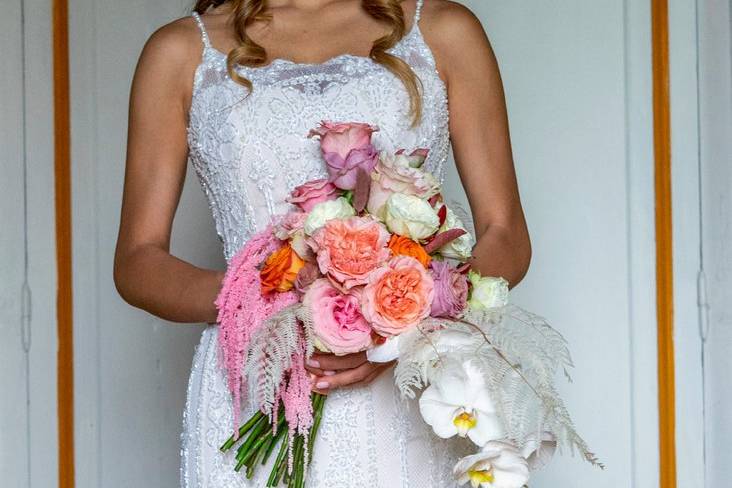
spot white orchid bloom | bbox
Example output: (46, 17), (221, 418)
(418, 359), (504, 446)
(520, 431), (557, 471)
(453, 441), (530, 488)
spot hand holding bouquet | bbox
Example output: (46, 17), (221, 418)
(214, 121), (601, 487)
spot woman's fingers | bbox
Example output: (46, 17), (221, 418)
(307, 351), (368, 371)
(313, 361), (374, 391)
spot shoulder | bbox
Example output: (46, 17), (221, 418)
(131, 16), (206, 96)
(139, 16), (203, 69)
(418, 1), (496, 78)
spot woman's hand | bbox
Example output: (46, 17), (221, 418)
(304, 351), (393, 394)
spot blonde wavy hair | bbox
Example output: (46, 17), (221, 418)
(193, 0), (423, 125)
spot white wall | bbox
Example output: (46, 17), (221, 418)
(698, 1), (732, 486)
(70, 1), (225, 486)
(0, 0), (59, 486)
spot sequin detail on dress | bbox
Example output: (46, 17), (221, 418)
(181, 2), (468, 486)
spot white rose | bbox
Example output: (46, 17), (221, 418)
(467, 272), (509, 311)
(437, 204), (475, 260)
(303, 197), (355, 235)
(383, 193), (440, 241)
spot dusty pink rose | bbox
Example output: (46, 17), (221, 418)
(303, 279), (373, 355)
(367, 149), (440, 217)
(308, 121), (380, 190)
(273, 211), (311, 260)
(361, 255), (435, 337)
(429, 260), (469, 318)
(287, 179), (339, 212)
(309, 216), (391, 289)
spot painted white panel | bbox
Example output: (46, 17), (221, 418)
(445, 2), (659, 486)
(698, 1), (732, 486)
(1, 1), (58, 487)
(70, 1), (226, 486)
(0, 1), (30, 486)
(668, 0), (707, 484)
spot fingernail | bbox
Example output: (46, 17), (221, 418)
(306, 359), (320, 368)
(309, 373), (317, 382)
(315, 381), (329, 389)
(323, 370), (336, 376)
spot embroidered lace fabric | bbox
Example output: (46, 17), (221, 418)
(181, 2), (470, 486)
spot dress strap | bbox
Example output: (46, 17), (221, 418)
(414, 0), (425, 24)
(191, 12), (212, 49)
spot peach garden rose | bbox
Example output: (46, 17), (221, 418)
(361, 255), (435, 337)
(309, 216), (391, 289)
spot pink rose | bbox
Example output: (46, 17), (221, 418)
(287, 179), (339, 212)
(361, 255), (435, 337)
(303, 279), (373, 355)
(273, 211), (311, 260)
(429, 261), (469, 318)
(309, 216), (391, 289)
(308, 121), (380, 190)
(367, 149), (440, 217)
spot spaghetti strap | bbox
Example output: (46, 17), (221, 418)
(414, 0), (424, 24)
(191, 12), (212, 49)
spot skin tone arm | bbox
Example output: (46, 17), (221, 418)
(308, 0), (531, 391)
(113, 20), (224, 324)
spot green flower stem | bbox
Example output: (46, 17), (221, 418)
(220, 411), (265, 452)
(307, 394), (326, 463)
(238, 428), (273, 471)
(248, 434), (274, 478)
(235, 415), (269, 465)
(263, 425), (287, 466)
(267, 433), (289, 487)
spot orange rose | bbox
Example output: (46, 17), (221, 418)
(388, 235), (431, 268)
(260, 244), (305, 294)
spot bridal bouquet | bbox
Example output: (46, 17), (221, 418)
(215, 121), (600, 487)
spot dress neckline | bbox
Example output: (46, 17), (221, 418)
(191, 0), (424, 71)
(203, 21), (420, 71)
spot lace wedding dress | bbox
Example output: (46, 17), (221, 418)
(181, 2), (468, 486)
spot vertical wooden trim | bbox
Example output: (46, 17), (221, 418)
(53, 0), (75, 486)
(651, 0), (676, 487)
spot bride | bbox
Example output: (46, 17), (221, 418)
(113, 0), (530, 486)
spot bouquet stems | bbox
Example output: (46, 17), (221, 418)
(221, 393), (327, 486)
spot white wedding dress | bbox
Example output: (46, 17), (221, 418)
(181, 2), (468, 486)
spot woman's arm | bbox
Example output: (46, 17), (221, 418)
(113, 19), (224, 324)
(424, 0), (531, 287)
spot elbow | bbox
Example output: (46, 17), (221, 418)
(113, 247), (141, 308)
(510, 233), (532, 288)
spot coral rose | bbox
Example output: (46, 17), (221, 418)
(260, 244), (305, 294)
(308, 121), (380, 190)
(286, 179), (339, 212)
(309, 216), (391, 289)
(388, 235), (431, 267)
(361, 255), (435, 337)
(303, 279), (373, 355)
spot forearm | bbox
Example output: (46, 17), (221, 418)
(469, 223), (531, 289)
(114, 243), (224, 324)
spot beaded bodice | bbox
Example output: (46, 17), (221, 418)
(187, 0), (450, 261)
